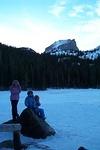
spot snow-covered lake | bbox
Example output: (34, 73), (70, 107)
(0, 89), (100, 150)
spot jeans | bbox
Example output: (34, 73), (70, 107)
(11, 100), (19, 120)
(36, 108), (46, 120)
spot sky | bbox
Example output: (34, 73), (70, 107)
(0, 0), (100, 53)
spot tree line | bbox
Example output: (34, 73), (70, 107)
(0, 43), (100, 90)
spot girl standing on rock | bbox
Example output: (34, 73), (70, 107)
(10, 80), (21, 122)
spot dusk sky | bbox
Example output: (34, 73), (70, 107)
(0, 0), (100, 53)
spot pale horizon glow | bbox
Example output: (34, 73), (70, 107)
(0, 0), (100, 53)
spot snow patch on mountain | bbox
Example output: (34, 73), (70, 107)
(80, 47), (100, 60)
(45, 39), (79, 54)
(52, 40), (74, 49)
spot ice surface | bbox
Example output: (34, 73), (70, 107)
(0, 89), (100, 150)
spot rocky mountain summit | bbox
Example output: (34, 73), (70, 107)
(44, 39), (100, 60)
(45, 39), (79, 54)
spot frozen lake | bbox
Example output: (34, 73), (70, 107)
(0, 89), (100, 150)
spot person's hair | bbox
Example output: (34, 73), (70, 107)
(12, 80), (20, 86)
(27, 90), (33, 95)
(34, 95), (39, 101)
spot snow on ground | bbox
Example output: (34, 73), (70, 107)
(0, 89), (100, 150)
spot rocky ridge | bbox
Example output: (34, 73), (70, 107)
(44, 39), (100, 60)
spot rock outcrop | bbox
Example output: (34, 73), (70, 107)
(45, 39), (79, 54)
(19, 108), (56, 139)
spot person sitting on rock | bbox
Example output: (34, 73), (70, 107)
(25, 91), (46, 120)
(25, 90), (36, 111)
(34, 95), (46, 120)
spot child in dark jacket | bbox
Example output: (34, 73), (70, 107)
(34, 95), (46, 120)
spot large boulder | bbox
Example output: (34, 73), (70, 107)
(19, 108), (56, 139)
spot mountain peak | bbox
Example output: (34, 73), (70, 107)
(44, 39), (79, 54)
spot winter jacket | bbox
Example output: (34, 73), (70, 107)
(25, 96), (36, 110)
(10, 85), (21, 101)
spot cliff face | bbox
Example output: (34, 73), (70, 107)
(45, 39), (79, 54)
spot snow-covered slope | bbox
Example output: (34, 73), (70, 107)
(44, 39), (100, 60)
(81, 46), (100, 60)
